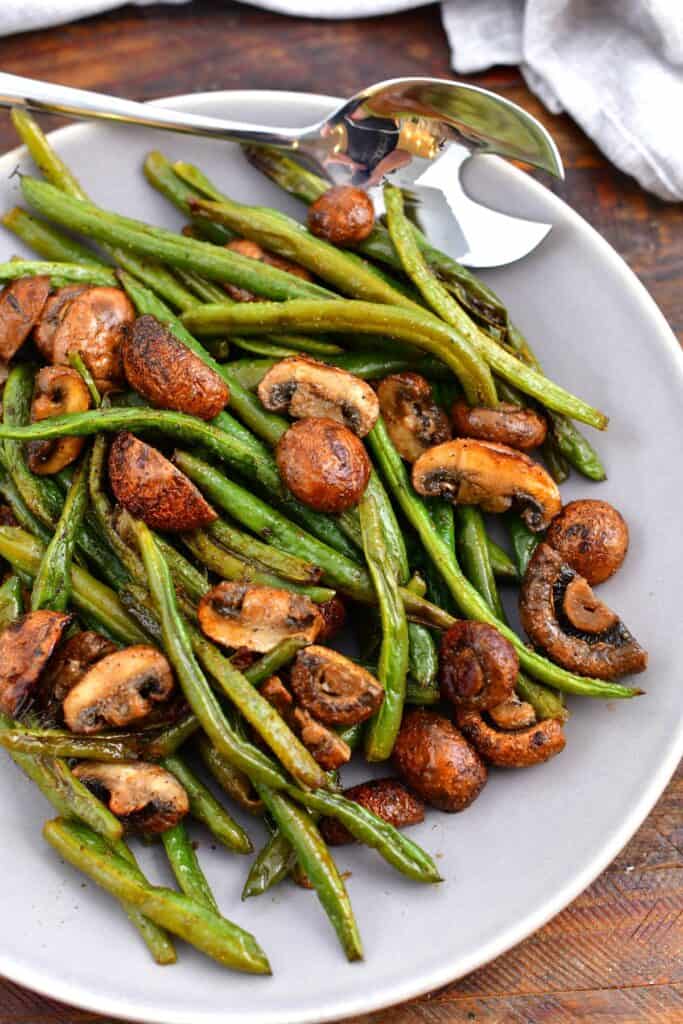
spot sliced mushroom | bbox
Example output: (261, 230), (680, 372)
(308, 186), (375, 247)
(0, 275), (51, 361)
(320, 778), (425, 846)
(488, 693), (537, 731)
(27, 366), (91, 475)
(122, 315), (229, 420)
(439, 621), (518, 711)
(276, 417), (371, 514)
(376, 372), (451, 462)
(41, 630), (117, 705)
(198, 582), (323, 653)
(108, 432), (216, 531)
(412, 438), (561, 531)
(290, 645), (385, 726)
(258, 357), (379, 437)
(0, 610), (72, 716)
(63, 645), (175, 734)
(451, 400), (547, 451)
(222, 238), (313, 302)
(260, 674), (350, 770)
(392, 709), (487, 812)
(71, 761), (189, 833)
(545, 499), (629, 585)
(519, 543), (647, 679)
(456, 707), (566, 768)
(34, 285), (135, 387)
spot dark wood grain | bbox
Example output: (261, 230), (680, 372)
(0, 4), (680, 1023)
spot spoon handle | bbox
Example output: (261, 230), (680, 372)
(0, 73), (298, 147)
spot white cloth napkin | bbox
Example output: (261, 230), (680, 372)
(2, 0), (682, 201)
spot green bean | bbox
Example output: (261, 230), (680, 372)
(255, 783), (362, 962)
(250, 334), (344, 357)
(0, 526), (147, 645)
(487, 537), (518, 580)
(507, 513), (541, 577)
(12, 108), (86, 196)
(455, 506), (505, 620)
(0, 573), (24, 626)
(183, 300), (607, 429)
(405, 684), (440, 705)
(189, 626), (329, 791)
(115, 253), (199, 312)
(2, 207), (102, 265)
(405, 578), (439, 691)
(233, 337), (322, 359)
(163, 753), (252, 854)
(182, 530), (334, 603)
(225, 354), (448, 391)
(367, 418), (641, 699)
(190, 191), (419, 310)
(161, 822), (219, 912)
(367, 471), (409, 584)
(242, 637), (309, 686)
(0, 725), (151, 761)
(285, 785), (441, 884)
(242, 830), (296, 899)
(0, 259), (116, 287)
(243, 145), (508, 327)
(43, 818), (271, 973)
(143, 150), (235, 245)
(209, 519), (322, 584)
(109, 837), (177, 964)
(174, 267), (228, 305)
(197, 737), (263, 815)
(546, 407), (606, 481)
(68, 351), (101, 407)
(336, 721), (365, 751)
(359, 478), (409, 761)
(0, 463), (51, 542)
(516, 673), (567, 722)
(31, 453), (89, 612)
(145, 712), (200, 759)
(22, 177), (335, 302)
(541, 436), (570, 484)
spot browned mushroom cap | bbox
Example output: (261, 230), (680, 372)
(316, 596), (347, 643)
(412, 438), (561, 531)
(451, 400), (547, 451)
(290, 645), (385, 726)
(0, 276), (51, 361)
(222, 238), (314, 302)
(276, 418), (371, 514)
(320, 778), (425, 846)
(456, 707), (566, 768)
(198, 582), (323, 653)
(519, 543), (647, 679)
(260, 675), (351, 770)
(34, 285), (135, 387)
(63, 646), (175, 734)
(393, 709), (487, 812)
(376, 372), (451, 462)
(0, 610), (72, 716)
(108, 432), (216, 532)
(122, 315), (229, 420)
(258, 357), (379, 437)
(71, 762), (189, 833)
(439, 621), (518, 711)
(308, 186), (375, 247)
(27, 366), (91, 476)
(545, 499), (629, 585)
(488, 693), (537, 731)
(41, 630), (117, 704)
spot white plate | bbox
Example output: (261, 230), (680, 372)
(0, 90), (681, 1024)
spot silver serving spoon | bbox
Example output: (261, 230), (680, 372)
(0, 73), (563, 268)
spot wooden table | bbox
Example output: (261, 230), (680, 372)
(0, 4), (680, 1022)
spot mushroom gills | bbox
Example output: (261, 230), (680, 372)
(72, 761), (189, 833)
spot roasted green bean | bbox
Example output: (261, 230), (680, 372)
(162, 753), (252, 854)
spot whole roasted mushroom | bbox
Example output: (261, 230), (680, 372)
(392, 709), (487, 812)
(122, 315), (229, 420)
(71, 761), (189, 833)
(320, 778), (425, 846)
(27, 366), (91, 475)
(456, 706), (566, 768)
(451, 399), (547, 451)
(223, 237), (313, 302)
(308, 186), (375, 247)
(376, 372), (451, 462)
(276, 418), (371, 514)
(0, 275), (51, 361)
(519, 543), (647, 679)
(198, 582), (323, 653)
(63, 646), (175, 734)
(260, 674), (350, 770)
(545, 499), (629, 585)
(289, 645), (385, 726)
(41, 630), (117, 705)
(0, 610), (72, 715)
(258, 356), (379, 437)
(412, 438), (561, 531)
(34, 285), (135, 388)
(439, 621), (518, 711)
(109, 432), (217, 532)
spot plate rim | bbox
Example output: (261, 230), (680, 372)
(0, 86), (681, 1024)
